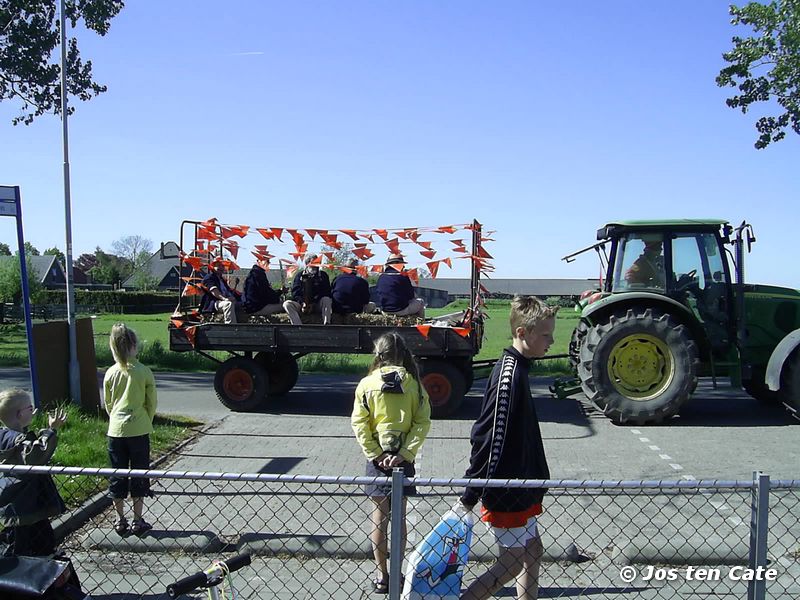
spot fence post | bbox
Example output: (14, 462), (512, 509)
(748, 471), (770, 600)
(389, 467), (406, 600)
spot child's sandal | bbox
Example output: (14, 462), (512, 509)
(113, 518), (128, 535)
(130, 518), (153, 536)
(372, 577), (389, 594)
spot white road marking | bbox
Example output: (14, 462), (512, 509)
(631, 429), (641, 435)
(659, 454), (672, 461)
(669, 464), (683, 471)
(649, 445), (660, 451)
(639, 437), (650, 443)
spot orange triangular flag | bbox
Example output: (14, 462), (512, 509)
(370, 264), (384, 273)
(200, 218), (218, 228)
(385, 238), (401, 254)
(352, 247), (374, 260)
(452, 327), (471, 338)
(256, 228), (275, 240)
(437, 225), (457, 234)
(181, 255), (204, 270)
(405, 268), (419, 285)
(362, 233), (374, 243)
(270, 228), (284, 241)
(340, 229), (360, 241)
(426, 261), (440, 278)
(197, 227), (217, 241)
(373, 229), (389, 240)
(442, 258), (452, 268)
(356, 265), (369, 278)
(416, 240), (433, 249)
(184, 326), (197, 347)
(419, 250), (436, 260)
(306, 229), (324, 240)
(415, 324), (431, 339)
(477, 245), (493, 259)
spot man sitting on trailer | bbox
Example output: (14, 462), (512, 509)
(375, 254), (425, 318)
(241, 260), (286, 319)
(331, 259), (376, 316)
(200, 261), (239, 324)
(283, 254), (333, 325)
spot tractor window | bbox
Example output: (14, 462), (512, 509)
(612, 234), (666, 292)
(671, 235), (708, 290)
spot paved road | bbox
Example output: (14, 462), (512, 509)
(2, 367), (798, 480)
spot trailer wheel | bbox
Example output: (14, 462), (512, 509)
(578, 308), (698, 425)
(779, 350), (800, 421)
(421, 361), (466, 419)
(256, 352), (300, 396)
(214, 357), (268, 412)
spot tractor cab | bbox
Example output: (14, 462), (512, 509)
(600, 220), (736, 357)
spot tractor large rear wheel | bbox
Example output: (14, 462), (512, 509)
(779, 351), (800, 421)
(578, 308), (698, 425)
(214, 357), (269, 412)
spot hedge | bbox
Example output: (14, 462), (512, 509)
(39, 290), (178, 308)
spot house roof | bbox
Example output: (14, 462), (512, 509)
(0, 255), (63, 284)
(122, 241), (182, 287)
(418, 278), (600, 296)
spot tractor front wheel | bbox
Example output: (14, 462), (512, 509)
(214, 357), (269, 412)
(578, 308), (698, 425)
(779, 351), (800, 421)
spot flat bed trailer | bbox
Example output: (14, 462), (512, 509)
(169, 218), (490, 417)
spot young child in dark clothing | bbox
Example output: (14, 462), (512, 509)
(0, 388), (67, 557)
(459, 296), (557, 600)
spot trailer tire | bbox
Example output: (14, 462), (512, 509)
(214, 357), (269, 412)
(578, 308), (698, 425)
(256, 352), (300, 396)
(421, 360), (466, 419)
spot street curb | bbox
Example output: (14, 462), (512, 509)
(82, 528), (223, 554)
(52, 421), (213, 544)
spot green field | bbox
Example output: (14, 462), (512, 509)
(0, 301), (580, 374)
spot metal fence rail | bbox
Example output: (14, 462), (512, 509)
(0, 465), (798, 599)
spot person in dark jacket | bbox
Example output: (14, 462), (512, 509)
(242, 261), (285, 317)
(199, 262), (239, 324)
(283, 254), (333, 325)
(459, 296), (557, 600)
(0, 389), (68, 557)
(331, 260), (376, 316)
(375, 254), (424, 318)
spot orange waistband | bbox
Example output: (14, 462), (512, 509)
(481, 503), (542, 528)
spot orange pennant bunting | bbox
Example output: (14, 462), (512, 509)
(415, 324), (431, 339)
(419, 250), (436, 260)
(426, 261), (440, 278)
(340, 229), (360, 241)
(356, 265), (369, 278)
(477, 245), (493, 259)
(442, 258), (452, 268)
(196, 227), (217, 241)
(256, 228), (275, 240)
(352, 247), (374, 260)
(200, 218), (218, 228)
(184, 326), (197, 347)
(373, 229), (389, 240)
(452, 327), (471, 338)
(416, 240), (433, 249)
(385, 238), (401, 254)
(437, 225), (457, 234)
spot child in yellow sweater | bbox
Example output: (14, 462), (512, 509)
(351, 332), (431, 593)
(103, 323), (157, 536)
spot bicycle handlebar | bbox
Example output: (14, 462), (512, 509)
(166, 553), (252, 598)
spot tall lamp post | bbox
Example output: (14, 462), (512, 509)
(60, 0), (81, 404)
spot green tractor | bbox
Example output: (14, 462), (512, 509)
(562, 219), (800, 425)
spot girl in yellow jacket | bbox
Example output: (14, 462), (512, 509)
(103, 323), (157, 536)
(351, 331), (431, 594)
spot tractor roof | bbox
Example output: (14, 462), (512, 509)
(597, 219), (729, 240)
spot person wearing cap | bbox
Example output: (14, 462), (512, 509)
(331, 259), (377, 316)
(283, 254), (333, 325)
(375, 254), (425, 318)
(241, 260), (286, 318)
(200, 261), (239, 324)
(624, 239), (665, 288)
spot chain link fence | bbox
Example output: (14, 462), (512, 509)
(1, 465), (798, 599)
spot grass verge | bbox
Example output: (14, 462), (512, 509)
(28, 403), (202, 510)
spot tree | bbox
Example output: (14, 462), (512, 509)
(75, 252), (98, 274)
(89, 247), (130, 285)
(0, 253), (41, 303)
(0, 242), (10, 256)
(43, 246), (65, 265)
(111, 235), (153, 272)
(717, 0), (800, 149)
(0, 0), (124, 126)
(23, 241), (39, 255)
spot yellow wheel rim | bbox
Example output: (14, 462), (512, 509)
(607, 333), (674, 400)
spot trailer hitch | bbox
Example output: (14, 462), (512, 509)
(549, 376), (583, 399)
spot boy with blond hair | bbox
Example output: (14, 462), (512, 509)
(459, 296), (557, 600)
(0, 388), (67, 556)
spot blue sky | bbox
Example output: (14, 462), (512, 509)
(1, 1), (798, 286)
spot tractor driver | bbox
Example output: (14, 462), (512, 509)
(624, 239), (665, 288)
